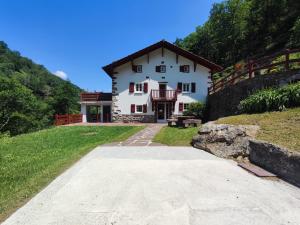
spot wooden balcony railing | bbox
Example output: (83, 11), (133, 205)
(80, 92), (101, 101)
(208, 48), (300, 95)
(151, 90), (177, 101)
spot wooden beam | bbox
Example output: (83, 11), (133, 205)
(147, 53), (150, 64)
(162, 47), (164, 57)
(176, 54), (179, 64)
(194, 62), (197, 72)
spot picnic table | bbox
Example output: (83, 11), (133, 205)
(167, 116), (198, 127)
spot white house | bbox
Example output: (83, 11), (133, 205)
(80, 40), (222, 123)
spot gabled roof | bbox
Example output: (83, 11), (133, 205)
(102, 40), (223, 77)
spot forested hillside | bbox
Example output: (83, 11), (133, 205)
(0, 41), (82, 135)
(175, 0), (300, 68)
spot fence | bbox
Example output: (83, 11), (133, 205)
(208, 49), (300, 94)
(54, 114), (83, 126)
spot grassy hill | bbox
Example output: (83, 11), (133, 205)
(0, 41), (82, 135)
(216, 108), (300, 152)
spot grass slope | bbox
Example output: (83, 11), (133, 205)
(0, 125), (143, 222)
(153, 126), (198, 146)
(216, 108), (300, 152)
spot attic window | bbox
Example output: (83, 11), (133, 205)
(156, 65), (166, 73)
(132, 65), (142, 73)
(180, 65), (190, 73)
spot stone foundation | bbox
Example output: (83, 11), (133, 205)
(113, 114), (156, 123)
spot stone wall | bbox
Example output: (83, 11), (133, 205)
(113, 114), (156, 123)
(207, 70), (300, 120)
(249, 140), (300, 187)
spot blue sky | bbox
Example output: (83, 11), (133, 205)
(0, 0), (220, 92)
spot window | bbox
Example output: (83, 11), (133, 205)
(183, 83), (190, 93)
(135, 83), (142, 92)
(156, 65), (166, 73)
(183, 103), (190, 111)
(180, 65), (190, 73)
(132, 65), (142, 73)
(136, 65), (142, 73)
(136, 105), (143, 113)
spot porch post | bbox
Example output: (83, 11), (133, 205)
(81, 104), (87, 123)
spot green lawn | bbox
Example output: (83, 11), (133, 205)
(0, 125), (143, 222)
(216, 108), (300, 152)
(153, 126), (199, 146)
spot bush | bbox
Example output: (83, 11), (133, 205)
(239, 82), (300, 113)
(183, 102), (205, 119)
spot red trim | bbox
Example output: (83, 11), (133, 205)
(131, 104), (135, 113)
(179, 102), (183, 112)
(129, 82), (134, 93)
(177, 82), (182, 93)
(143, 82), (148, 93)
(191, 82), (196, 93)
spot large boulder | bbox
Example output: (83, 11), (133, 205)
(192, 122), (259, 158)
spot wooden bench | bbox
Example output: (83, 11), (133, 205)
(183, 119), (202, 128)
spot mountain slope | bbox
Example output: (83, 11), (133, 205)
(0, 41), (82, 135)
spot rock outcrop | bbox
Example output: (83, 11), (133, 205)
(192, 122), (259, 158)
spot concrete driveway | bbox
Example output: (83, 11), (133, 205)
(3, 146), (300, 225)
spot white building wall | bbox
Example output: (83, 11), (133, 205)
(113, 48), (211, 116)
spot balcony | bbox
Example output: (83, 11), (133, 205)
(80, 92), (112, 102)
(151, 90), (177, 102)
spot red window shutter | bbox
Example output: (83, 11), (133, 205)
(179, 102), (183, 112)
(143, 104), (147, 113)
(155, 66), (160, 72)
(191, 82), (196, 93)
(179, 65), (184, 72)
(129, 82), (134, 93)
(132, 65), (137, 72)
(131, 104), (135, 113)
(177, 82), (182, 93)
(143, 82), (148, 93)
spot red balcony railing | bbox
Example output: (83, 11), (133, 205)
(151, 90), (177, 101)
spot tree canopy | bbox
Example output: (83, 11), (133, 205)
(0, 41), (82, 135)
(175, 0), (300, 68)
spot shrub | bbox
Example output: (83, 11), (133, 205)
(239, 82), (300, 113)
(183, 102), (205, 119)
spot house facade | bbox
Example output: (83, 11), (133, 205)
(80, 40), (222, 123)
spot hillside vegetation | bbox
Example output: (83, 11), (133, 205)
(0, 41), (82, 135)
(176, 0), (300, 70)
(216, 108), (300, 152)
(0, 125), (144, 222)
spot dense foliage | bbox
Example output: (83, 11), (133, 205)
(0, 41), (82, 135)
(175, 0), (300, 69)
(239, 82), (300, 113)
(183, 102), (205, 119)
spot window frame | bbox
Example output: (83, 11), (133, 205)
(182, 83), (190, 93)
(183, 103), (190, 111)
(136, 65), (142, 73)
(135, 83), (143, 93)
(136, 105), (143, 113)
(183, 65), (190, 73)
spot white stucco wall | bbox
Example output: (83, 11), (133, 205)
(113, 48), (211, 115)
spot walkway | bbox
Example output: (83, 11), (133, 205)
(103, 123), (165, 146)
(3, 147), (300, 225)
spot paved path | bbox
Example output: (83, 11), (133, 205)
(103, 124), (165, 146)
(3, 147), (300, 225)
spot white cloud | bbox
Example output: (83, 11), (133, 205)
(54, 70), (68, 80)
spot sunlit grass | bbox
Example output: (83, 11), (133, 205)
(216, 108), (300, 152)
(0, 125), (144, 222)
